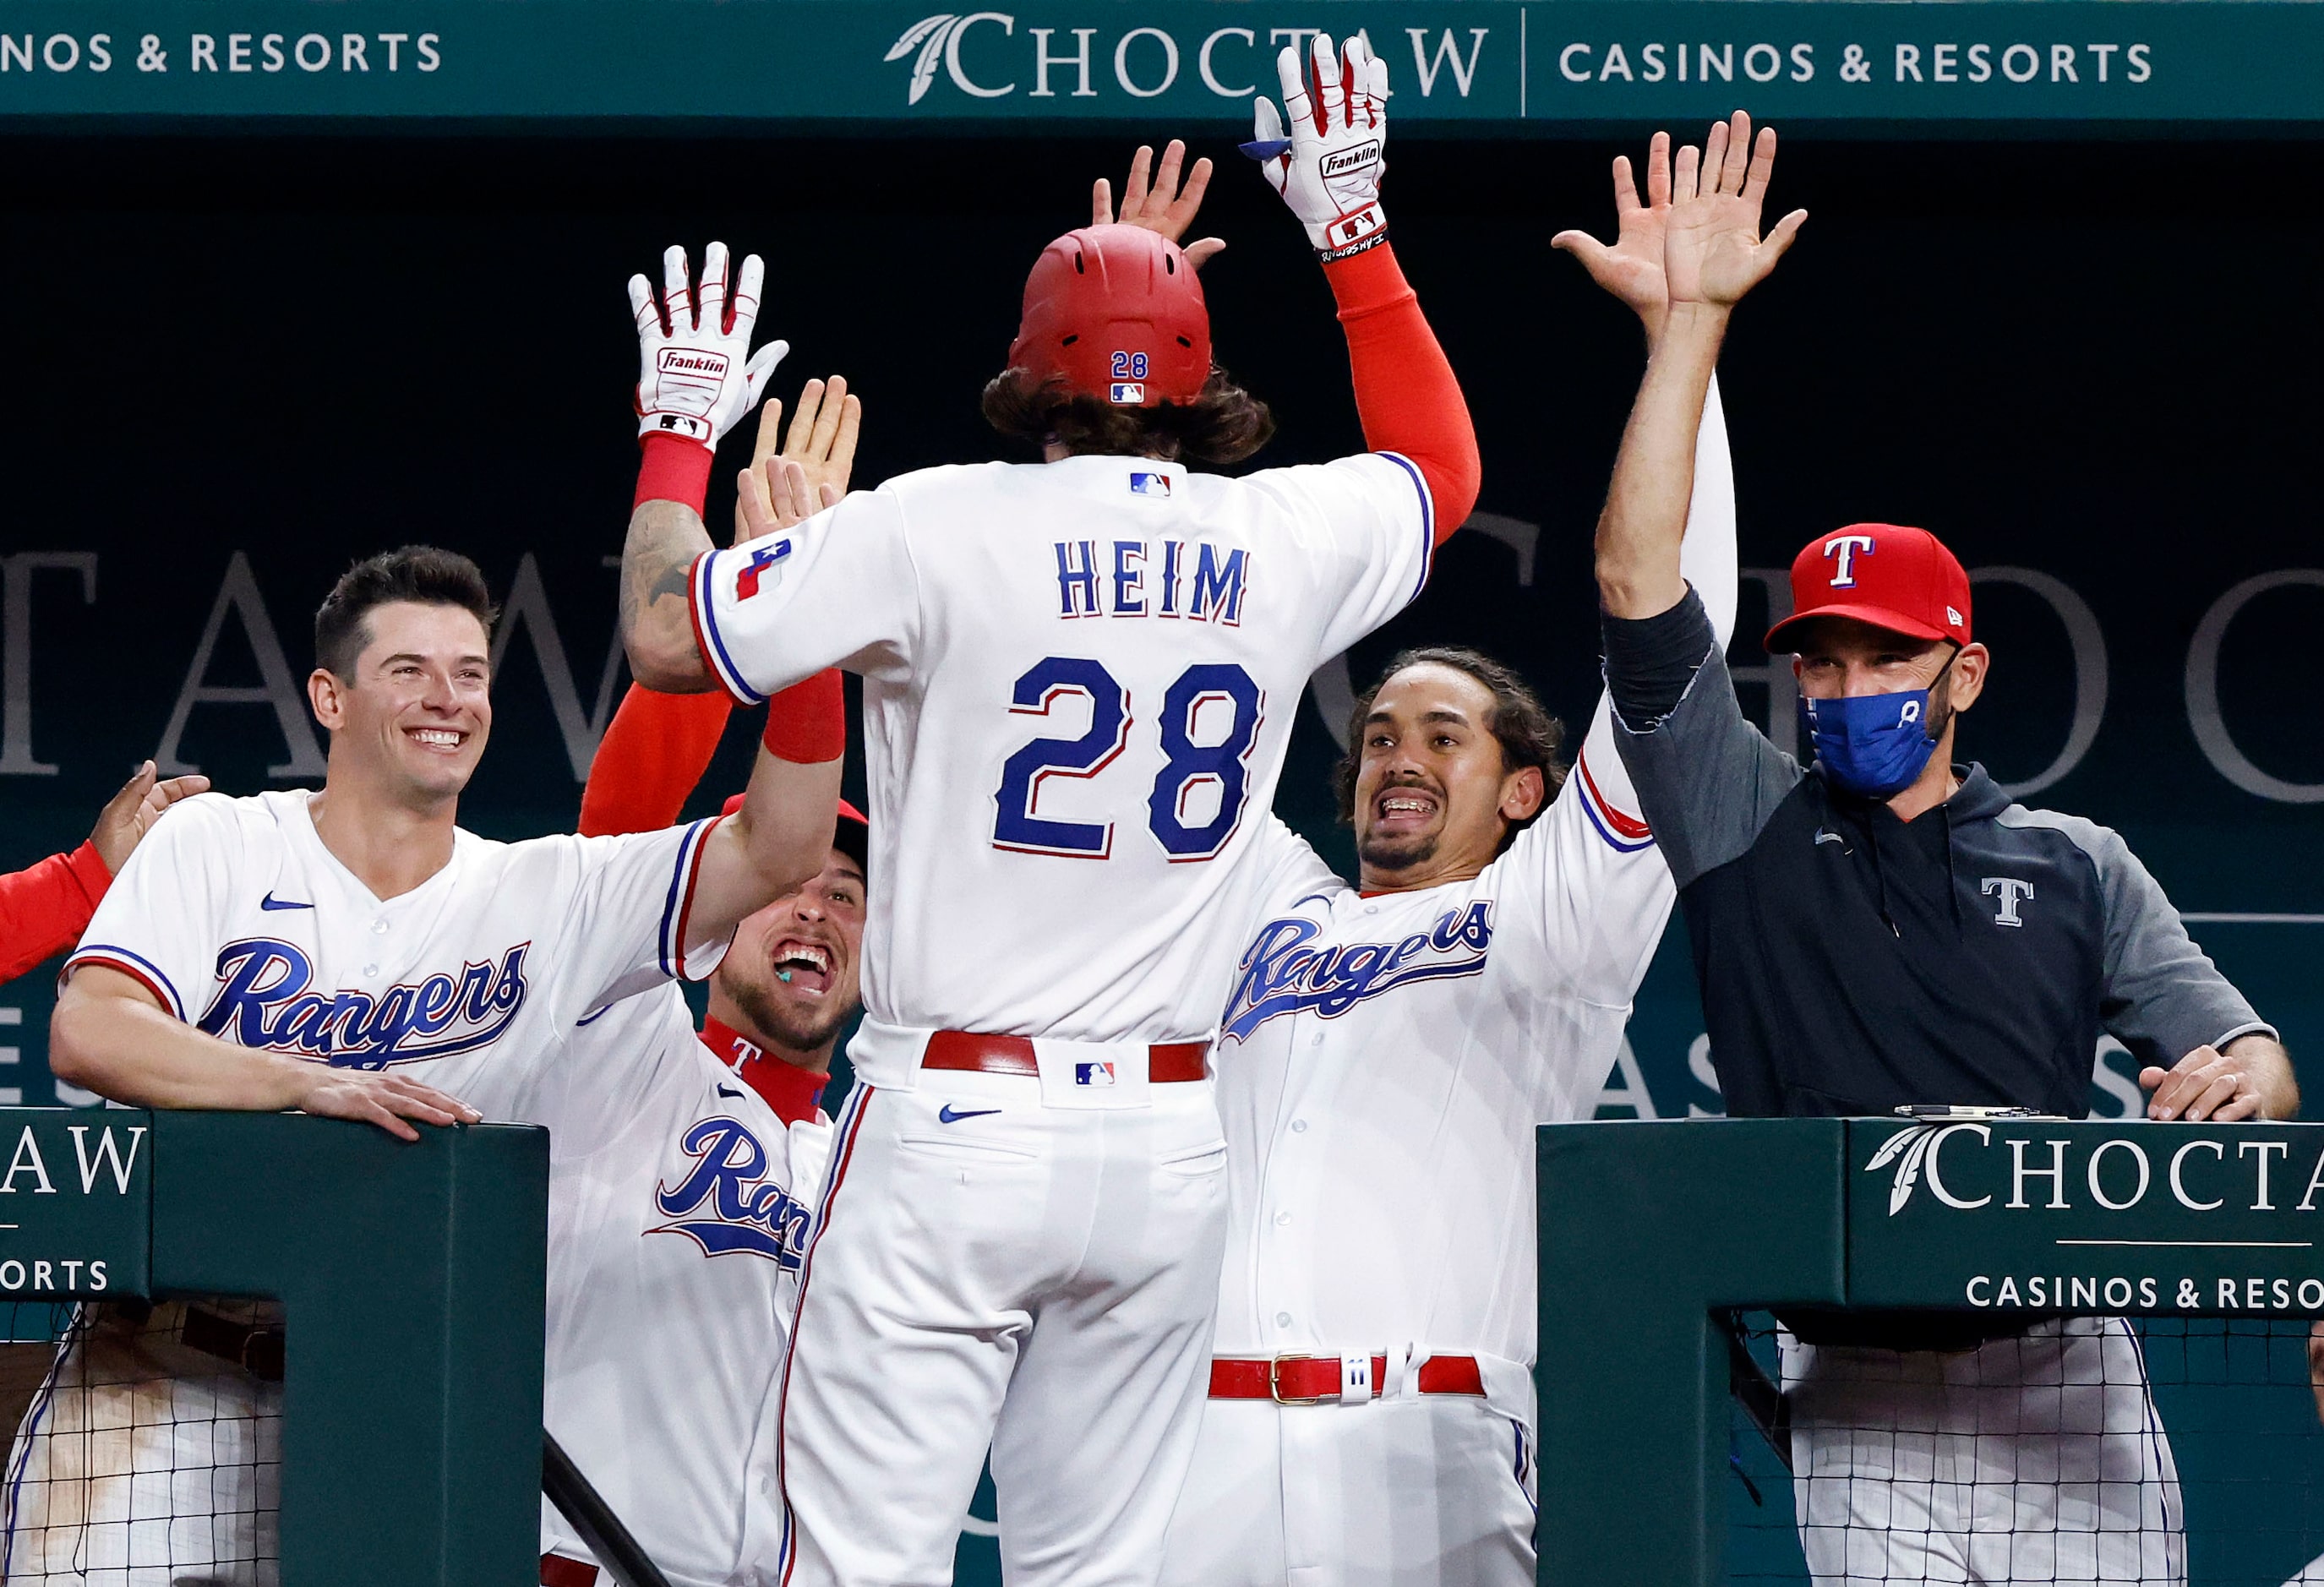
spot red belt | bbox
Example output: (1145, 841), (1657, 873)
(922, 1031), (1209, 1083)
(540, 1556), (597, 1587)
(1209, 1354), (1485, 1404)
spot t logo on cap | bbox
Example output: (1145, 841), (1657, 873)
(1764, 522), (1973, 655)
(1825, 533), (1877, 589)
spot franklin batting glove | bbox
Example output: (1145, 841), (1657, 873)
(629, 242), (789, 448)
(1242, 33), (1389, 261)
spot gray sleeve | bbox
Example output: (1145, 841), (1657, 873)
(1605, 601), (1806, 892)
(2010, 810), (2276, 1065)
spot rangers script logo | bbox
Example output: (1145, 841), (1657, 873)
(650, 1117), (813, 1267)
(195, 938), (529, 1067)
(1219, 900), (1493, 1043)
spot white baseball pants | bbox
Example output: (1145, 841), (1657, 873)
(775, 1072), (1230, 1587)
(2, 1303), (281, 1586)
(1157, 1393), (1536, 1587)
(1784, 1316), (2185, 1586)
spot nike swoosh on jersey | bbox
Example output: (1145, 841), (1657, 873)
(717, 1085), (745, 1099)
(259, 893), (314, 911)
(936, 1104), (1001, 1124)
(1813, 830), (1846, 848)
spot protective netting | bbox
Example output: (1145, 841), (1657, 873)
(1727, 1312), (2324, 1586)
(0, 1298), (282, 1585)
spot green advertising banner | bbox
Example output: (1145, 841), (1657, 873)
(1849, 1118), (2324, 1317)
(0, 1110), (150, 1297)
(0, 1), (2321, 131)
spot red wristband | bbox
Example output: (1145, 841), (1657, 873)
(634, 432), (715, 514)
(761, 668), (847, 764)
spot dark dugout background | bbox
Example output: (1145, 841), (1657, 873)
(2, 128), (2322, 1579)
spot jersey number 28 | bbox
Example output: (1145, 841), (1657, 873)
(992, 656), (1263, 862)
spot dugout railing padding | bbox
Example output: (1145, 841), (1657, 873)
(0, 1110), (547, 1585)
(1537, 1116), (2324, 1585)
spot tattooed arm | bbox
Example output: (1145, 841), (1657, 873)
(621, 499), (720, 692)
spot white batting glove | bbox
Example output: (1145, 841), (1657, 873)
(628, 243), (789, 448)
(1241, 33), (1389, 260)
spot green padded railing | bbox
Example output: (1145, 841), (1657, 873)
(2, 1110), (547, 1586)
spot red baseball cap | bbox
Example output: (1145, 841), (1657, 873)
(1764, 523), (1972, 654)
(719, 794), (870, 875)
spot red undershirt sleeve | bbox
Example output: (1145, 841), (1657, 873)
(578, 685), (734, 838)
(0, 842), (110, 985)
(1323, 243), (1481, 544)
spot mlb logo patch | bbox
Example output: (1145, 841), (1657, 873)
(1075, 1061), (1117, 1088)
(1129, 472), (1171, 498)
(1109, 381), (1146, 405)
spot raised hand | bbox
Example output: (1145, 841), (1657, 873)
(1243, 33), (1389, 260)
(1552, 132), (1678, 340)
(629, 243), (789, 448)
(1094, 140), (1225, 270)
(1662, 112), (1806, 310)
(736, 375), (862, 542)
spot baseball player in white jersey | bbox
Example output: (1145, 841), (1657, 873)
(537, 386), (867, 1587)
(619, 38), (1480, 1586)
(1159, 134), (1739, 1587)
(8, 537), (841, 1584)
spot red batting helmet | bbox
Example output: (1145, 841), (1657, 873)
(1007, 224), (1211, 408)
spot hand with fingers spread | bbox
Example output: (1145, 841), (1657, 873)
(292, 1067), (481, 1143)
(1094, 139), (1225, 270)
(630, 243), (790, 449)
(89, 760), (210, 876)
(1243, 32), (1390, 260)
(737, 375), (864, 542)
(1552, 131), (1683, 341)
(1661, 111), (1807, 311)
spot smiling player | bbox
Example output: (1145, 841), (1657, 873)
(7, 537), (840, 1585)
(539, 379), (865, 1587)
(1159, 131), (1738, 1587)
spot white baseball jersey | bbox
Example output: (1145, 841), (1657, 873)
(64, 788), (728, 1109)
(536, 985), (832, 1587)
(1162, 379), (1738, 1587)
(41, 788), (728, 1584)
(690, 451), (1432, 1074)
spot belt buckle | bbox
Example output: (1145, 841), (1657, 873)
(1269, 1354), (1328, 1406)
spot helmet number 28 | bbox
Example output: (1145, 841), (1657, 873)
(1110, 352), (1150, 380)
(991, 656), (1263, 863)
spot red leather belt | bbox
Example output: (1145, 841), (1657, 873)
(1209, 1354), (1486, 1404)
(921, 1031), (1209, 1083)
(540, 1555), (597, 1587)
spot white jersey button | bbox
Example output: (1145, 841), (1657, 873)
(372, 919), (390, 935)
(1274, 1312), (1292, 1327)
(362, 963), (379, 979)
(1290, 1119), (1308, 1133)
(1274, 1211), (1292, 1227)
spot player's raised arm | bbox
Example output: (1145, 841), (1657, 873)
(676, 693), (844, 954)
(584, 376), (862, 837)
(1246, 35), (1481, 540)
(1596, 113), (1802, 621)
(620, 242), (789, 693)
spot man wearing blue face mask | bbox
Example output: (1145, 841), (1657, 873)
(1588, 112), (2294, 1586)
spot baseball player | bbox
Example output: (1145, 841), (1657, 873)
(0, 762), (207, 986)
(1593, 112), (2295, 1587)
(618, 38), (1479, 1587)
(537, 379), (864, 1587)
(8, 529), (843, 1584)
(1156, 131), (1738, 1587)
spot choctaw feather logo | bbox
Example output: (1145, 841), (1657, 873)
(1867, 1123), (1941, 1215)
(887, 14), (964, 104)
